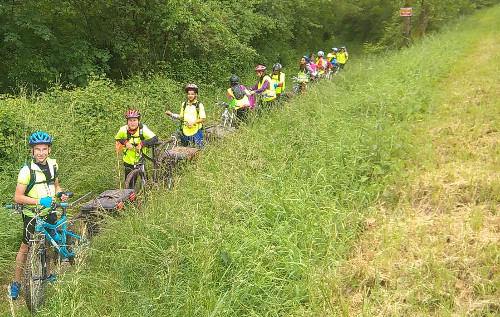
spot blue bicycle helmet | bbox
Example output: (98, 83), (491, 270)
(29, 131), (53, 146)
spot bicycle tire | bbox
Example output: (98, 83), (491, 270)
(24, 233), (47, 313)
(158, 155), (174, 190)
(124, 168), (147, 194)
(66, 213), (89, 265)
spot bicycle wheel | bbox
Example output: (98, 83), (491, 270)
(66, 214), (89, 265)
(158, 155), (174, 190)
(24, 233), (47, 313)
(125, 168), (148, 194)
(156, 137), (177, 158)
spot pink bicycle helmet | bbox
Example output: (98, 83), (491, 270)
(185, 83), (198, 93)
(255, 65), (266, 71)
(125, 109), (141, 119)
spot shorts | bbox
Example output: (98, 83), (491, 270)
(22, 212), (57, 244)
(181, 129), (203, 148)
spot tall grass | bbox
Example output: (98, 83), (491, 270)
(2, 4), (499, 315)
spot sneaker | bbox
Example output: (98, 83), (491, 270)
(10, 281), (20, 299)
(46, 273), (57, 283)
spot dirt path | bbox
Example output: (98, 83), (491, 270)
(329, 18), (500, 317)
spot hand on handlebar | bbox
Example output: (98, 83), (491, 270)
(56, 191), (73, 202)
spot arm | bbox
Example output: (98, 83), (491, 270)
(115, 127), (127, 145)
(142, 136), (159, 147)
(165, 110), (183, 120)
(14, 184), (38, 205)
(253, 80), (270, 94)
(54, 178), (68, 202)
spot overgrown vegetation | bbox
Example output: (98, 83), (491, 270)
(0, 0), (497, 92)
(0, 4), (497, 315)
(1, 2), (499, 316)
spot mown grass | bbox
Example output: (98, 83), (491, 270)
(328, 5), (500, 316)
(2, 4), (499, 315)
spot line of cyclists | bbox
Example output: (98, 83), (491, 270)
(7, 45), (349, 300)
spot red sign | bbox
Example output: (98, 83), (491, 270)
(399, 7), (412, 17)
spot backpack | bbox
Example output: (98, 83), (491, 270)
(24, 161), (57, 196)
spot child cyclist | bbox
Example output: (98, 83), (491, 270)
(337, 46), (349, 70)
(227, 75), (252, 123)
(270, 63), (286, 100)
(10, 131), (69, 299)
(115, 109), (158, 186)
(250, 65), (276, 108)
(165, 84), (206, 148)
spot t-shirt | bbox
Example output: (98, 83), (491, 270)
(17, 158), (58, 214)
(180, 101), (206, 136)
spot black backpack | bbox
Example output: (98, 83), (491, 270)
(24, 162), (57, 196)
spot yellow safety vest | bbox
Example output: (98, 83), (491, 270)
(258, 75), (276, 101)
(271, 72), (286, 95)
(337, 52), (347, 64)
(227, 87), (250, 109)
(17, 159), (58, 216)
(297, 71), (309, 83)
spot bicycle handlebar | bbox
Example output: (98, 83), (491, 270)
(57, 191), (74, 199)
(215, 101), (229, 107)
(5, 202), (69, 210)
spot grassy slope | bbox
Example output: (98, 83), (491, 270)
(2, 5), (499, 316)
(329, 5), (500, 317)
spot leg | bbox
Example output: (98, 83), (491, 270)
(13, 214), (36, 284)
(14, 242), (29, 284)
(124, 162), (135, 188)
(193, 129), (204, 148)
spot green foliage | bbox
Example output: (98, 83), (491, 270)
(0, 104), (27, 167)
(361, 0), (500, 51)
(3, 0), (493, 93)
(0, 4), (493, 315)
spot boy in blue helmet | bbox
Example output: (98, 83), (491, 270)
(9, 131), (68, 299)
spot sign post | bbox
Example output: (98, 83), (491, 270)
(400, 7), (412, 47)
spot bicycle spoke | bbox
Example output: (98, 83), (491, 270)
(66, 214), (89, 265)
(24, 234), (47, 313)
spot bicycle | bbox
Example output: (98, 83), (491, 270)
(124, 140), (174, 192)
(291, 76), (309, 95)
(205, 101), (239, 141)
(5, 192), (90, 312)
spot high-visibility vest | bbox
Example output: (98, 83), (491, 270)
(297, 71), (309, 83)
(337, 52), (347, 64)
(227, 87), (250, 109)
(271, 72), (286, 95)
(17, 159), (58, 216)
(258, 75), (276, 101)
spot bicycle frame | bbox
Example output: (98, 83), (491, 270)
(126, 141), (168, 188)
(216, 102), (236, 128)
(6, 202), (87, 261)
(32, 210), (84, 260)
